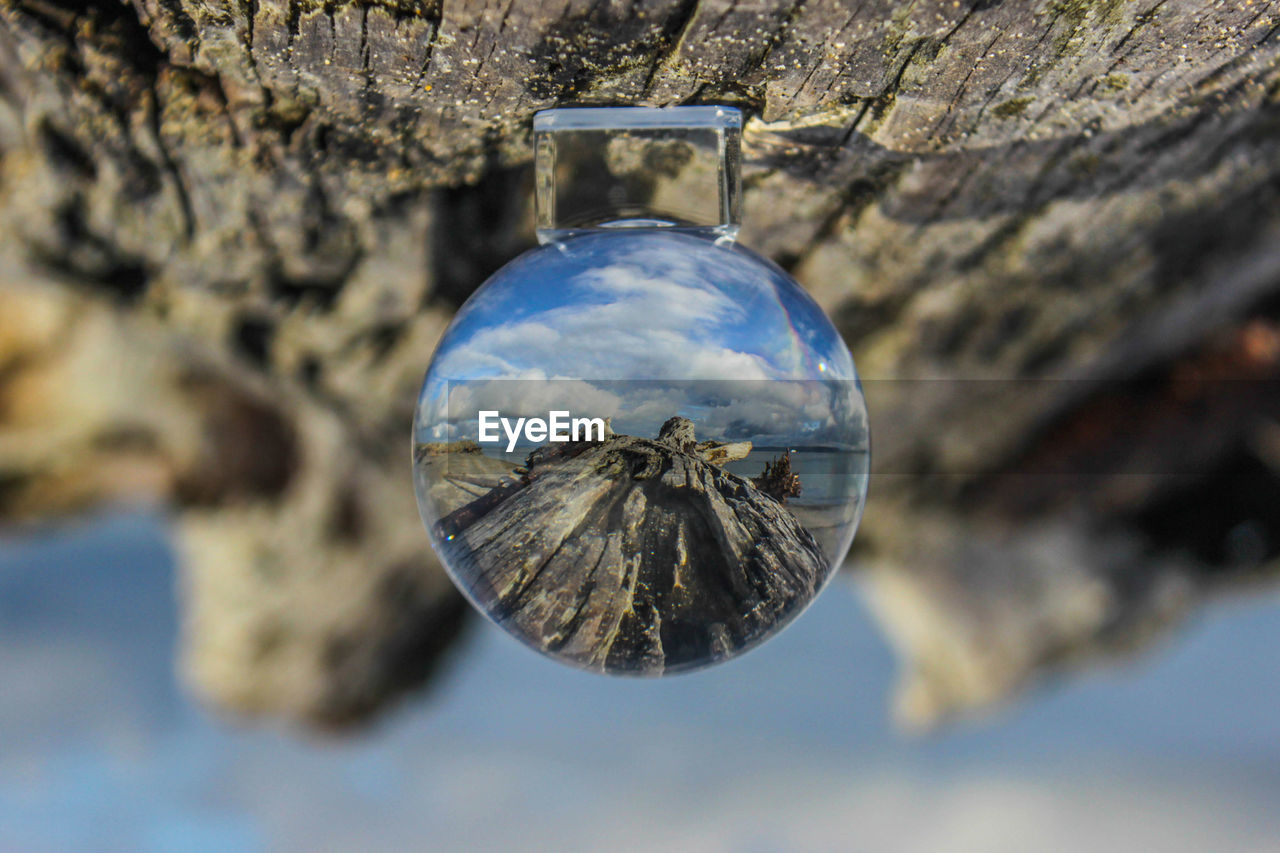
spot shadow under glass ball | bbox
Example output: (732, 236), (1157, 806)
(413, 231), (869, 674)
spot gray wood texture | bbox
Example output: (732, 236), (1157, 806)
(433, 418), (830, 674)
(1, 0), (1278, 728)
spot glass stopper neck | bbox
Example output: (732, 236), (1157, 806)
(533, 106), (742, 246)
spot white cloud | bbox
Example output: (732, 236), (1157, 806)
(415, 237), (870, 445)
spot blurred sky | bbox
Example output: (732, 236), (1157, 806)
(2, 512), (1279, 853)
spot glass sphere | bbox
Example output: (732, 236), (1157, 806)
(413, 230), (869, 674)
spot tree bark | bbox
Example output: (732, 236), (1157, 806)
(1, 0), (1278, 728)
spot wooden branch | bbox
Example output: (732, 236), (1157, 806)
(1, 0), (1278, 728)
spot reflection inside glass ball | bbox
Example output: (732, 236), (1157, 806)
(413, 231), (869, 674)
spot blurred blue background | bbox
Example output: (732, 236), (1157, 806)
(2, 512), (1278, 852)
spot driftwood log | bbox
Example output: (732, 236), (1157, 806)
(433, 417), (830, 674)
(0, 0), (1278, 728)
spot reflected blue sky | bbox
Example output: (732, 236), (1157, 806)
(416, 232), (866, 447)
(429, 231), (852, 381)
(3, 513), (1279, 852)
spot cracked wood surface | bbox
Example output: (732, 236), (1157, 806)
(0, 0), (1279, 728)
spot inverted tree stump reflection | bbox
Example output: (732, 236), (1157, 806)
(429, 418), (829, 674)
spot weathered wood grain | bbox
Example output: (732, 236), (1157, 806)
(432, 418), (830, 674)
(1, 0), (1279, 727)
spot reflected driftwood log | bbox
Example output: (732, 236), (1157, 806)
(0, 0), (1278, 728)
(435, 417), (828, 674)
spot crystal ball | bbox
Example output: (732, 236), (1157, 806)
(413, 230), (869, 674)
